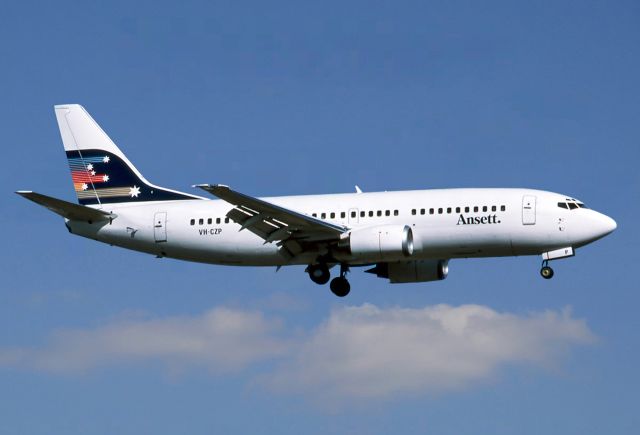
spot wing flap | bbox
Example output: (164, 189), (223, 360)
(16, 191), (116, 222)
(195, 184), (346, 243)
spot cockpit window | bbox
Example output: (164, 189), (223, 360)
(559, 200), (588, 210)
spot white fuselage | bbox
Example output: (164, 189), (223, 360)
(66, 188), (616, 267)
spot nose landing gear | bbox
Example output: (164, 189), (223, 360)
(540, 260), (554, 279)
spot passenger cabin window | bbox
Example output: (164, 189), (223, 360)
(474, 206), (479, 212)
(447, 207), (452, 214)
(421, 209), (426, 215)
(369, 211), (374, 217)
(321, 213), (326, 219)
(330, 212), (335, 219)
(190, 219), (195, 226)
(385, 210), (390, 216)
(199, 218), (204, 225)
(501, 205), (506, 211)
(394, 210), (399, 216)
(465, 207), (470, 213)
(491, 205), (497, 212)
(377, 210), (382, 217)
(216, 218), (221, 224)
(360, 211), (365, 217)
(351, 211), (357, 218)
(482, 206), (488, 212)
(312, 213), (317, 217)
(456, 207), (460, 213)
(412, 209), (416, 215)
(208, 218), (212, 224)
(438, 208), (443, 214)
(341, 212), (346, 218)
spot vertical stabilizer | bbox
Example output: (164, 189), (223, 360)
(54, 104), (199, 205)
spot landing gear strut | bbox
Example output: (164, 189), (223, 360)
(307, 263), (330, 285)
(540, 260), (554, 279)
(330, 264), (351, 297)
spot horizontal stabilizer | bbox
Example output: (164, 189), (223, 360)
(16, 191), (116, 222)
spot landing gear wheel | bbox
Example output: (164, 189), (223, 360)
(330, 277), (351, 297)
(540, 266), (554, 279)
(307, 264), (330, 285)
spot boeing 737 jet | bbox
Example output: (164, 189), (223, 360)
(17, 105), (617, 296)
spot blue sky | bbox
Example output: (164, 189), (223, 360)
(1, 1), (639, 433)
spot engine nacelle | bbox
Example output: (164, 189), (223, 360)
(366, 259), (449, 283)
(343, 225), (414, 262)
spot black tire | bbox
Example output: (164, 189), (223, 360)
(540, 266), (554, 279)
(330, 277), (351, 297)
(308, 264), (330, 285)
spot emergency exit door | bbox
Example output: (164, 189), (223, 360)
(154, 212), (167, 242)
(522, 196), (536, 225)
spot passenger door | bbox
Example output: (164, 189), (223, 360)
(522, 195), (536, 225)
(154, 212), (167, 242)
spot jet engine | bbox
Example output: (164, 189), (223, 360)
(341, 225), (414, 262)
(366, 259), (449, 283)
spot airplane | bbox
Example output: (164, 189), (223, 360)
(17, 104), (617, 297)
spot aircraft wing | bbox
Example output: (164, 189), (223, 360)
(194, 184), (347, 259)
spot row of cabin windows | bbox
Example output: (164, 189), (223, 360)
(412, 205), (506, 216)
(311, 210), (400, 220)
(190, 217), (230, 226)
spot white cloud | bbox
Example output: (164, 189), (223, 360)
(0, 303), (595, 402)
(0, 307), (290, 374)
(265, 304), (595, 401)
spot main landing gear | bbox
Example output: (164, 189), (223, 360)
(306, 263), (330, 285)
(540, 260), (554, 279)
(306, 262), (351, 297)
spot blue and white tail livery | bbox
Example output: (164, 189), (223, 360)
(56, 104), (198, 205)
(17, 104), (617, 297)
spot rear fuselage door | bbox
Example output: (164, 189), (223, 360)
(154, 211), (167, 242)
(522, 195), (536, 225)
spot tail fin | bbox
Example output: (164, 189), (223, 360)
(55, 104), (199, 205)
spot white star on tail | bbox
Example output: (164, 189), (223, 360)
(103, 156), (110, 163)
(81, 183), (88, 191)
(87, 164), (94, 171)
(103, 175), (109, 182)
(129, 185), (141, 198)
(91, 170), (96, 176)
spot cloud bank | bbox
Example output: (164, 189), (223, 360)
(0, 303), (595, 401)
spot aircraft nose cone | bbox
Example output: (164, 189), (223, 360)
(594, 212), (617, 239)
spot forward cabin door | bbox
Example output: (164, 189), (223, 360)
(154, 212), (167, 242)
(522, 195), (536, 225)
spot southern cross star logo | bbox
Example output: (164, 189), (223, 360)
(103, 156), (110, 163)
(129, 185), (141, 198)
